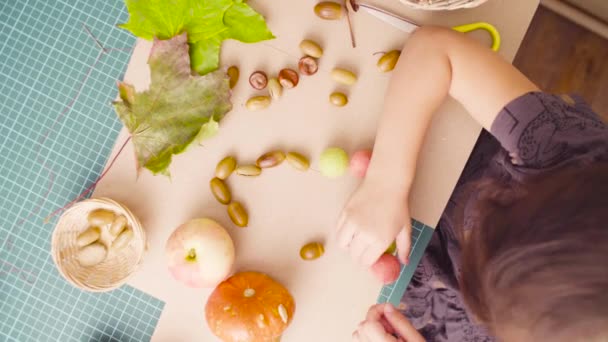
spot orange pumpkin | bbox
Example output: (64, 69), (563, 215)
(205, 271), (296, 341)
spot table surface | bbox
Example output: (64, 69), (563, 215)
(93, 0), (540, 340)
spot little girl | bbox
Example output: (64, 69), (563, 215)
(337, 26), (608, 341)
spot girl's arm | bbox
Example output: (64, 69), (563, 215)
(335, 26), (538, 266)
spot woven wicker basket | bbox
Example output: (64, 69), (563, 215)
(51, 198), (146, 292)
(399, 0), (490, 10)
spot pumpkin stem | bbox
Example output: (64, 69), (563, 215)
(185, 248), (197, 262)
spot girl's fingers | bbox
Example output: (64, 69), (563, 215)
(352, 329), (361, 342)
(395, 226), (412, 264)
(384, 304), (425, 342)
(353, 323), (372, 342)
(360, 241), (386, 267)
(360, 320), (397, 341)
(365, 304), (387, 321)
(349, 233), (369, 263)
(365, 304), (397, 335)
(337, 219), (356, 249)
(379, 315), (397, 336)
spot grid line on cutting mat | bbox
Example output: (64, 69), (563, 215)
(0, 1), (164, 341)
(377, 220), (435, 307)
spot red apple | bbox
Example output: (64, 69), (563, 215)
(350, 149), (372, 178)
(166, 218), (235, 288)
(372, 253), (401, 284)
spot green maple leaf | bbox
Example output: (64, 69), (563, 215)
(113, 33), (232, 176)
(195, 117), (220, 142)
(119, 0), (275, 75)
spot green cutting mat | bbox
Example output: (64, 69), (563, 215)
(377, 220), (434, 307)
(0, 0), (434, 340)
(0, 0), (165, 341)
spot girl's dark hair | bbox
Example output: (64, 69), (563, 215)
(458, 163), (608, 341)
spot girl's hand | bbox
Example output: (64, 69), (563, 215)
(334, 26), (538, 271)
(352, 304), (424, 342)
(335, 176), (411, 267)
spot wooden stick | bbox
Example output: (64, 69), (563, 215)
(344, 0), (357, 48)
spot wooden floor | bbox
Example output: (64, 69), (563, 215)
(513, 6), (608, 120)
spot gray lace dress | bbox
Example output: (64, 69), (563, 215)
(400, 92), (608, 341)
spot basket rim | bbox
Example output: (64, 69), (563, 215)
(51, 197), (146, 292)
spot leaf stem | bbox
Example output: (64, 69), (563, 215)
(44, 135), (132, 223)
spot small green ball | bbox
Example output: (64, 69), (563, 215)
(319, 147), (349, 178)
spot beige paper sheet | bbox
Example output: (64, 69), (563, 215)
(92, 0), (539, 340)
